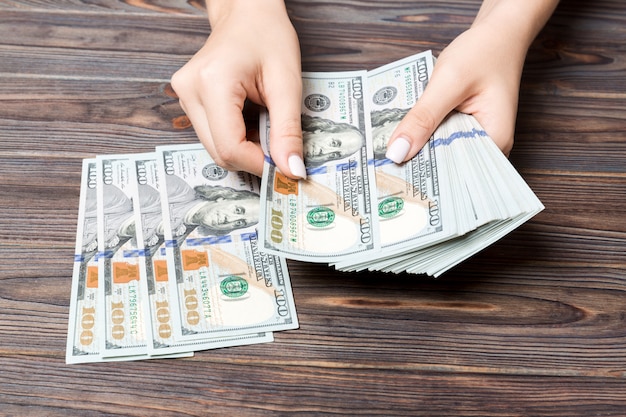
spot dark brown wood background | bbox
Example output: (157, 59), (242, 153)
(1, 1), (625, 415)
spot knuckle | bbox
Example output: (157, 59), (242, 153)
(197, 66), (216, 85)
(171, 63), (218, 96)
(271, 118), (303, 143)
(212, 156), (234, 171)
(404, 108), (438, 134)
(212, 146), (237, 170)
(170, 68), (188, 93)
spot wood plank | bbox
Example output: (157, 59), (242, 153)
(0, 0), (206, 14)
(1, 354), (624, 416)
(0, 10), (208, 54)
(0, 78), (189, 136)
(0, 44), (191, 81)
(0, 11), (207, 80)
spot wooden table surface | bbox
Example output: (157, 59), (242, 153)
(1, 1), (625, 415)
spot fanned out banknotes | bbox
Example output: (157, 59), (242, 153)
(67, 146), (299, 364)
(67, 50), (543, 363)
(258, 50), (544, 276)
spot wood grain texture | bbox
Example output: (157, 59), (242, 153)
(1, 0), (625, 415)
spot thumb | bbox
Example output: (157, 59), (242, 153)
(266, 77), (307, 180)
(385, 69), (464, 163)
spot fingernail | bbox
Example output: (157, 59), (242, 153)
(288, 154), (307, 179)
(385, 137), (410, 163)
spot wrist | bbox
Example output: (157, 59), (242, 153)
(473, 0), (559, 52)
(207, 0), (288, 27)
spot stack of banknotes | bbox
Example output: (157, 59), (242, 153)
(67, 50), (543, 363)
(258, 50), (544, 277)
(67, 146), (299, 364)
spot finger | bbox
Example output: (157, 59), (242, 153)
(385, 65), (466, 163)
(179, 99), (216, 156)
(204, 87), (266, 177)
(177, 96), (220, 161)
(171, 68), (221, 160)
(265, 69), (306, 179)
(471, 95), (516, 157)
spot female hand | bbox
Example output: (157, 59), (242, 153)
(385, 0), (559, 163)
(171, 0), (307, 179)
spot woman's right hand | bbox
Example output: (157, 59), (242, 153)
(171, 0), (307, 179)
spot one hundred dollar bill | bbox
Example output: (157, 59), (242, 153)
(96, 154), (148, 358)
(258, 71), (380, 263)
(66, 159), (101, 364)
(338, 51), (458, 266)
(156, 143), (298, 342)
(130, 153), (274, 355)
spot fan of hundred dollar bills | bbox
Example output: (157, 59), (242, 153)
(257, 50), (543, 277)
(67, 50), (542, 363)
(67, 147), (299, 364)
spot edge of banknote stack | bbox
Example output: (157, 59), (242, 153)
(257, 50), (544, 277)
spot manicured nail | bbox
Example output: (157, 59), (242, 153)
(385, 137), (410, 163)
(288, 154), (307, 179)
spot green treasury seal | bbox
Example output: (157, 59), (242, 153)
(306, 206), (335, 228)
(378, 196), (404, 219)
(220, 276), (249, 298)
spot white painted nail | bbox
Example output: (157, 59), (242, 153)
(385, 137), (411, 163)
(288, 154), (307, 179)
